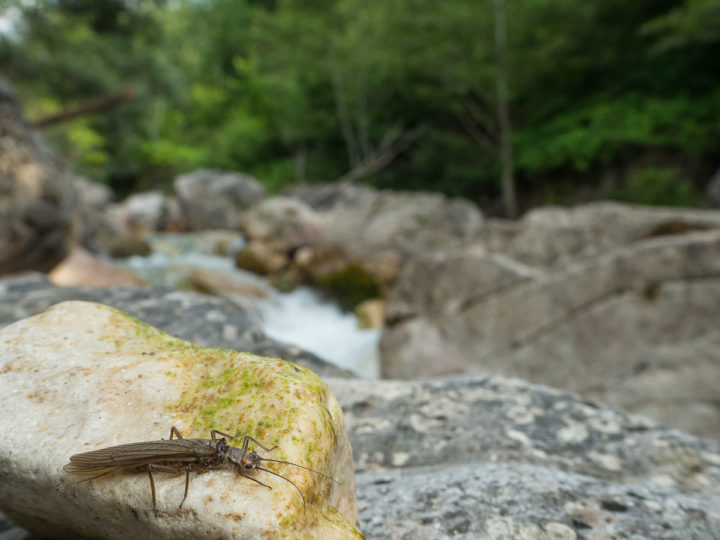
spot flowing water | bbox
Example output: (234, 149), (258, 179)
(257, 287), (380, 378)
(121, 232), (380, 378)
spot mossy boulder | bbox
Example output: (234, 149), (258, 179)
(0, 301), (361, 539)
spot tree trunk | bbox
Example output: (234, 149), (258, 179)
(494, 0), (517, 218)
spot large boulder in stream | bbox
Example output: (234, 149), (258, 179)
(294, 182), (483, 260)
(381, 205), (720, 440)
(0, 79), (76, 274)
(0, 301), (361, 539)
(479, 201), (720, 270)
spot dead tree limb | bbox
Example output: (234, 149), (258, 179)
(31, 88), (137, 128)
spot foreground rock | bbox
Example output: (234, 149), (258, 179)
(0, 79), (76, 274)
(329, 375), (720, 539)
(382, 229), (720, 439)
(0, 273), (354, 379)
(0, 302), (361, 539)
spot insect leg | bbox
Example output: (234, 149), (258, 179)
(169, 427), (184, 440)
(240, 472), (272, 490)
(178, 465), (192, 509)
(146, 465), (158, 513)
(242, 435), (278, 453)
(146, 464), (184, 513)
(210, 429), (234, 440)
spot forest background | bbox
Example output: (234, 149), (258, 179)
(1, 0), (719, 216)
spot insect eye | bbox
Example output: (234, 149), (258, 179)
(244, 463), (253, 469)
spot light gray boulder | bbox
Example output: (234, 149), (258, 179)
(174, 169), (266, 230)
(241, 196), (324, 253)
(296, 182), (483, 259)
(482, 201), (720, 270)
(109, 191), (178, 233)
(381, 231), (720, 439)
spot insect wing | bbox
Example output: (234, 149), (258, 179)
(64, 439), (216, 474)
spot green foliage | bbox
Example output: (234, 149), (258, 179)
(0, 0), (718, 209)
(612, 167), (701, 207)
(641, 0), (720, 50)
(516, 91), (720, 174)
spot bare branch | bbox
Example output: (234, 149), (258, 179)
(334, 124), (426, 184)
(31, 89), (137, 128)
(332, 71), (361, 167)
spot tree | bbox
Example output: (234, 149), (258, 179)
(493, 0), (516, 217)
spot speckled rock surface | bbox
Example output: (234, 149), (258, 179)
(328, 376), (720, 539)
(355, 464), (720, 540)
(0, 273), (354, 379)
(0, 301), (361, 539)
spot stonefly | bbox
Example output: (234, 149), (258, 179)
(64, 427), (336, 512)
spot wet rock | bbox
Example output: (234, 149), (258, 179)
(327, 375), (720, 539)
(0, 78), (76, 274)
(0, 273), (354, 379)
(381, 231), (720, 439)
(0, 302), (361, 539)
(175, 169), (266, 230)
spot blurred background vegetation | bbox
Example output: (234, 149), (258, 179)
(1, 0), (719, 215)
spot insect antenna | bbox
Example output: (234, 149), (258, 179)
(255, 466), (307, 510)
(258, 457), (341, 485)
